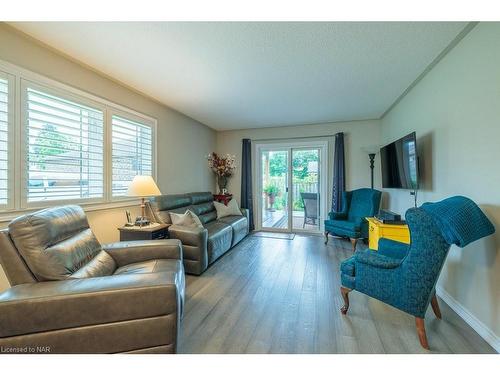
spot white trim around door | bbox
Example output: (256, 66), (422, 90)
(253, 139), (328, 234)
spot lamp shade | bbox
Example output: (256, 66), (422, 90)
(361, 145), (380, 154)
(126, 175), (161, 197)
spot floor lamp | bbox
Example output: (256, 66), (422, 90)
(369, 153), (376, 189)
(362, 146), (379, 189)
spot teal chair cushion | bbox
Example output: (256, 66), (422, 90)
(325, 219), (359, 233)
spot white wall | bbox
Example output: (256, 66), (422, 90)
(216, 120), (382, 210)
(380, 22), (500, 348)
(0, 24), (216, 292)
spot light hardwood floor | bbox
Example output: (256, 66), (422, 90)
(179, 233), (495, 354)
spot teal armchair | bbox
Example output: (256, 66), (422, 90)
(339, 196), (495, 349)
(324, 188), (382, 250)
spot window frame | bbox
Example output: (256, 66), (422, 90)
(20, 79), (108, 209)
(0, 58), (158, 217)
(108, 108), (157, 202)
(0, 70), (15, 211)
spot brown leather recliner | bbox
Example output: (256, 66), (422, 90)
(148, 192), (249, 275)
(0, 205), (185, 354)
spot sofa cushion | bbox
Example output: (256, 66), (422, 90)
(190, 201), (215, 216)
(189, 192), (214, 205)
(198, 211), (217, 224)
(149, 192), (216, 225)
(8, 205), (103, 281)
(114, 259), (181, 275)
(204, 221), (232, 264)
(218, 215), (248, 246)
(148, 194), (192, 224)
(190, 200), (217, 224)
(325, 219), (360, 233)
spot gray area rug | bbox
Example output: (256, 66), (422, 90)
(252, 232), (296, 240)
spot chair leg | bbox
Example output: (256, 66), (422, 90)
(431, 293), (442, 319)
(324, 231), (329, 244)
(340, 287), (351, 314)
(415, 317), (429, 349)
(350, 238), (358, 251)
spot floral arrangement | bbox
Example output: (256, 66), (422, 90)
(207, 152), (236, 177)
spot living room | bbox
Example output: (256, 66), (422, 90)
(0, 1), (499, 372)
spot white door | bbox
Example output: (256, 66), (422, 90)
(255, 140), (328, 233)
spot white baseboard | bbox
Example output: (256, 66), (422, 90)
(436, 286), (499, 353)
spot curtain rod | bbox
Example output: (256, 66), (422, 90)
(250, 134), (339, 142)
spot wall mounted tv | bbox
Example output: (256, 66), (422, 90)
(380, 132), (418, 189)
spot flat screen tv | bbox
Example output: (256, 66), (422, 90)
(380, 132), (418, 189)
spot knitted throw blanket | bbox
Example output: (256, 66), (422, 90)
(421, 196), (495, 248)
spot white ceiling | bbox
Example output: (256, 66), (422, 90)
(10, 22), (468, 130)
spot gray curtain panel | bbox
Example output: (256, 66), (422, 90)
(241, 138), (254, 230)
(332, 132), (346, 212)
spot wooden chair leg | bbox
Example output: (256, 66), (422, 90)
(431, 294), (442, 319)
(350, 238), (358, 251)
(340, 287), (351, 314)
(324, 231), (329, 244)
(415, 317), (429, 349)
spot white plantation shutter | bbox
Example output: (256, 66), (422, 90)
(112, 115), (153, 197)
(0, 76), (9, 206)
(25, 86), (104, 203)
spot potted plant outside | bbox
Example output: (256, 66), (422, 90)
(264, 185), (280, 212)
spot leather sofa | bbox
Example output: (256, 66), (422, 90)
(0, 205), (185, 354)
(148, 192), (249, 275)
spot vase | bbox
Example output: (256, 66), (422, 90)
(217, 176), (228, 194)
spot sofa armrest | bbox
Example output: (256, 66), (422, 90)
(377, 238), (410, 259)
(355, 249), (403, 269)
(102, 239), (183, 267)
(168, 225), (208, 248)
(240, 207), (250, 221)
(0, 272), (180, 338)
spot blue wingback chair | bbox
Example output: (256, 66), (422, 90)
(324, 188), (382, 250)
(339, 196), (495, 349)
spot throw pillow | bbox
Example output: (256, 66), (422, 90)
(214, 199), (242, 219)
(187, 210), (204, 227)
(169, 211), (203, 228)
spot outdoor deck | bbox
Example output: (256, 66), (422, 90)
(262, 210), (319, 231)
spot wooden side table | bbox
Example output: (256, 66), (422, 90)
(213, 194), (233, 205)
(118, 223), (170, 241)
(366, 217), (410, 250)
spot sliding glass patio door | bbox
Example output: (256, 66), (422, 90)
(256, 141), (327, 233)
(260, 149), (289, 230)
(291, 148), (320, 231)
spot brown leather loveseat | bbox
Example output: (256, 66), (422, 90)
(148, 192), (249, 275)
(0, 205), (185, 354)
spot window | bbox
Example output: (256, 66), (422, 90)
(25, 86), (104, 203)
(0, 61), (157, 214)
(0, 76), (9, 207)
(111, 115), (153, 197)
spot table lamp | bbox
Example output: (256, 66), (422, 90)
(126, 175), (162, 226)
